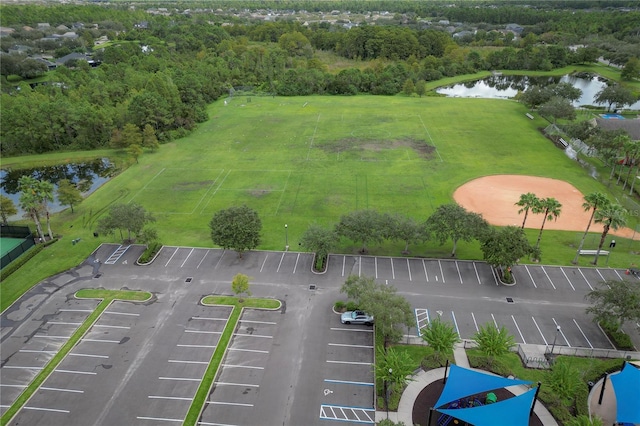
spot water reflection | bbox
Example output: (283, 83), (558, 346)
(1, 158), (116, 219)
(437, 74), (640, 109)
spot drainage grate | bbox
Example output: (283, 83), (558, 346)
(94, 273), (102, 279)
(185, 277), (193, 283)
(309, 284), (316, 291)
(506, 297), (514, 303)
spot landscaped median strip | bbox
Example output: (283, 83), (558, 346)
(0, 289), (151, 426)
(183, 296), (280, 426)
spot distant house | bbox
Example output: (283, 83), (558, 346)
(0, 27), (15, 37)
(37, 23), (50, 29)
(593, 117), (640, 140)
(56, 52), (99, 67)
(506, 23), (524, 34)
(60, 32), (79, 39)
(8, 45), (32, 55)
(453, 30), (474, 39)
(134, 21), (149, 29)
(56, 24), (70, 31)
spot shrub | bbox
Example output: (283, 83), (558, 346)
(138, 242), (162, 264)
(601, 322), (634, 350)
(345, 300), (359, 311)
(334, 301), (346, 312)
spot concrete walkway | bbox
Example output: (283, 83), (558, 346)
(375, 343), (558, 425)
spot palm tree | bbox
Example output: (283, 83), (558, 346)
(622, 140), (640, 191)
(515, 193), (540, 229)
(593, 203), (627, 265)
(37, 180), (55, 239)
(534, 197), (562, 251)
(18, 176), (45, 241)
(572, 193), (610, 264)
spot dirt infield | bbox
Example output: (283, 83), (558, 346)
(453, 175), (636, 239)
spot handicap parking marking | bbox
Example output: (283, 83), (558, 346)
(414, 308), (429, 336)
(320, 404), (375, 424)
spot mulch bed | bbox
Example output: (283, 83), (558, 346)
(411, 379), (544, 426)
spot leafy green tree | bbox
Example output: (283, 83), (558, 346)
(515, 192), (540, 229)
(595, 84), (637, 112)
(425, 203), (488, 257)
(586, 279), (640, 332)
(551, 82), (582, 102)
(341, 275), (413, 348)
(402, 78), (414, 96)
(384, 214), (425, 254)
(519, 85), (552, 109)
(473, 323), (515, 365)
(415, 80), (426, 97)
(231, 273), (252, 301)
(375, 347), (414, 411)
(142, 124), (160, 151)
(299, 224), (338, 270)
(592, 203), (626, 265)
(420, 317), (460, 366)
(210, 205), (262, 258)
(573, 193), (610, 264)
(278, 31), (312, 58)
(96, 202), (156, 243)
(335, 210), (385, 254)
(56, 179), (83, 213)
(18, 176), (54, 240)
(0, 195), (17, 225)
(481, 226), (534, 283)
(621, 57), (640, 81)
(538, 96), (576, 124)
(533, 197), (562, 252)
(127, 144), (143, 164)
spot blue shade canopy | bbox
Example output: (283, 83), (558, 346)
(610, 362), (640, 424)
(435, 364), (533, 408)
(437, 388), (537, 426)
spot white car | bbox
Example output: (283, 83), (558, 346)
(340, 310), (374, 325)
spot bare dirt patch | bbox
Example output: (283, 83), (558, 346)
(172, 181), (214, 191)
(453, 174), (635, 239)
(319, 137), (435, 159)
(249, 187), (272, 197)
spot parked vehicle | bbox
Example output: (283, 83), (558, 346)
(340, 310), (374, 325)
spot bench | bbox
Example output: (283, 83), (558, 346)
(525, 113), (534, 120)
(558, 138), (569, 148)
(578, 250), (608, 256)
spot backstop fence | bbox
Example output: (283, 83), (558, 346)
(1, 225), (35, 270)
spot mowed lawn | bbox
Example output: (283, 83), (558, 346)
(60, 95), (606, 250)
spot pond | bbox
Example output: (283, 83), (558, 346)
(1, 158), (116, 221)
(436, 74), (640, 110)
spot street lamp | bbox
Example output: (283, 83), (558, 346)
(550, 325), (561, 354)
(386, 368), (392, 419)
(284, 224), (289, 251)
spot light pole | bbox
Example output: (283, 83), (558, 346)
(550, 325), (561, 355)
(284, 224), (289, 251)
(386, 368), (392, 419)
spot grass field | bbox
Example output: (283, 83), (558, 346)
(3, 94), (640, 312)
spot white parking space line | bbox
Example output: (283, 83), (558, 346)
(491, 268), (499, 286)
(328, 343), (374, 349)
(214, 250), (226, 270)
(24, 406), (70, 413)
(342, 256), (346, 277)
(196, 250), (209, 269)
(326, 360), (372, 366)
(324, 379), (374, 386)
(596, 323), (616, 349)
(214, 382), (259, 387)
(208, 401), (253, 407)
(422, 260), (429, 282)
(59, 309), (92, 312)
(455, 262), (462, 283)
(181, 248), (195, 268)
(511, 315), (526, 344)
(41, 387), (84, 393)
(228, 348), (268, 354)
(573, 319), (593, 349)
(54, 370), (96, 375)
(3, 366), (43, 370)
(0, 384), (27, 388)
(159, 377), (201, 381)
(176, 344), (217, 348)
(33, 335), (70, 339)
(578, 269), (594, 291)
(94, 324), (130, 329)
(491, 313), (498, 329)
(406, 259), (412, 281)
(524, 266), (537, 288)
(239, 320), (277, 325)
(451, 312), (460, 336)
(165, 247), (179, 267)
(293, 253), (300, 274)
(330, 328), (373, 333)
(137, 416), (183, 422)
(613, 270), (623, 280)
(197, 421), (237, 426)
(149, 395), (193, 401)
(374, 257), (378, 279)
(596, 269), (606, 282)
(471, 313), (479, 332)
(48, 321), (82, 326)
(19, 350), (56, 354)
(390, 258), (395, 279)
(276, 252), (285, 272)
(68, 353), (109, 359)
(541, 267), (556, 289)
(531, 317), (547, 345)
(104, 311), (140, 316)
(260, 255), (268, 273)
(359, 256), (362, 277)
(169, 360), (209, 365)
(473, 262), (481, 285)
(560, 268), (576, 291)
(82, 339), (120, 343)
(185, 330), (222, 334)
(221, 364), (264, 370)
(233, 334), (272, 339)
(192, 317), (228, 321)
(552, 318), (571, 347)
(438, 260), (445, 283)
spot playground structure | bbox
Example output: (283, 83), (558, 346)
(437, 392), (498, 426)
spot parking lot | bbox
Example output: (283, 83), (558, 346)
(1, 244), (639, 425)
